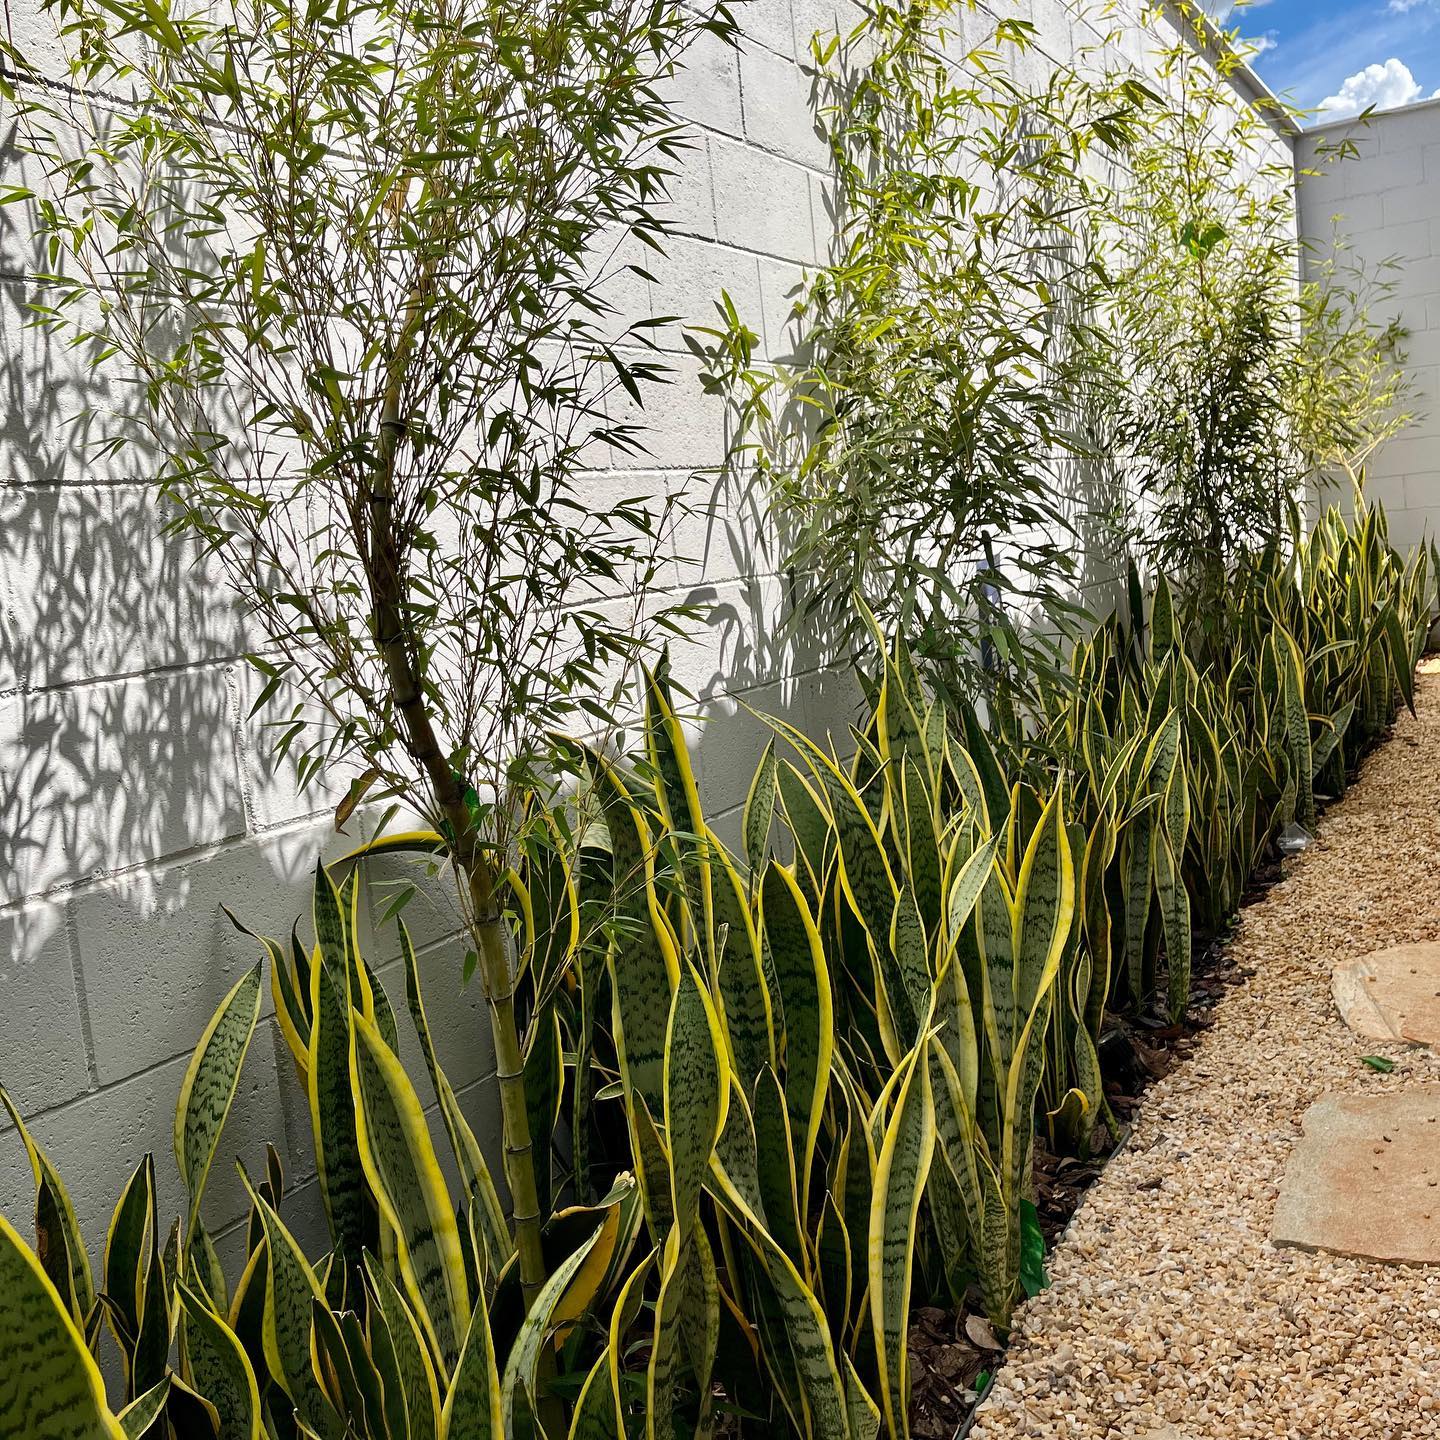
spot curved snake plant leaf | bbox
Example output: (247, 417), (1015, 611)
(241, 1175), (340, 1438)
(501, 1224), (606, 1440)
(365, 1253), (441, 1440)
(440, 1296), (502, 1440)
(758, 861), (834, 1217)
(0, 1088), (94, 1330)
(0, 1211), (125, 1440)
(665, 962), (728, 1243)
(177, 1281), (261, 1440)
(743, 737), (778, 880)
(175, 962), (263, 1240)
(399, 918), (511, 1279)
(869, 1044), (935, 1440)
(708, 835), (775, 1086)
(116, 1377), (170, 1439)
(308, 958), (371, 1262)
(350, 1009), (469, 1373)
(567, 1352), (619, 1440)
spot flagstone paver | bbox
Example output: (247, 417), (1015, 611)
(970, 660), (1440, 1440)
(1332, 942), (1440, 1047)
(1272, 1087), (1440, 1263)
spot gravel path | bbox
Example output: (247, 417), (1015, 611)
(970, 660), (1440, 1440)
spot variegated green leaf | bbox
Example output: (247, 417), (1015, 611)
(175, 963), (263, 1238)
(0, 1211), (125, 1440)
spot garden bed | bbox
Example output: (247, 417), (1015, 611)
(906, 688), (1428, 1440)
(949, 661), (1440, 1439)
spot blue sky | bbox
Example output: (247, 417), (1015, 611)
(1205, 0), (1440, 120)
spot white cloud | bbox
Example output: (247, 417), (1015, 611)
(1319, 57), (1424, 117)
(1388, 0), (1429, 13)
(1244, 30), (1279, 56)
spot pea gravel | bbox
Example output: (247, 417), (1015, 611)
(968, 660), (1440, 1440)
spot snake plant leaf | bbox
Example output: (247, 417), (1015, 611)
(175, 962), (263, 1239)
(743, 737), (779, 880)
(440, 1296), (504, 1440)
(844, 1355), (881, 1440)
(680, 1226), (722, 1440)
(665, 961), (729, 1242)
(751, 1066), (804, 1270)
(758, 861), (834, 1215)
(1383, 603), (1416, 715)
(725, 1211), (851, 1440)
(590, 754), (679, 1112)
(104, 1155), (155, 1361)
(1013, 787), (1075, 1018)
(350, 1009), (469, 1373)
(116, 1377), (171, 1439)
(1156, 836), (1192, 1022)
(0, 1088), (94, 1328)
(362, 1293), (412, 1440)
(226, 913), (310, 1075)
(1149, 573), (1175, 660)
(365, 1253), (441, 1440)
(708, 836), (775, 1085)
(567, 1350), (619, 1440)
(646, 1229), (689, 1440)
(399, 918), (511, 1278)
(869, 1045), (935, 1440)
(775, 759), (833, 902)
(308, 958), (371, 1262)
(0, 1211), (126, 1440)
(242, 1175), (340, 1438)
(1122, 806), (1153, 1008)
(501, 1223), (607, 1440)
(310, 1301), (360, 1423)
(177, 1281), (261, 1440)
(767, 712), (899, 946)
(547, 1174), (642, 1346)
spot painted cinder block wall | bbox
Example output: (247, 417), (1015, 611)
(1297, 101), (1440, 550)
(0, 0), (1294, 1268)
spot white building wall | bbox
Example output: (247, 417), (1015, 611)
(0, 0), (1293, 1270)
(1297, 100), (1440, 550)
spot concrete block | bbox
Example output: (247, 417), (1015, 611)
(602, 348), (729, 473)
(0, 667), (247, 904)
(233, 663), (352, 832)
(790, 0), (862, 56)
(667, 27), (744, 138)
(72, 823), (335, 1083)
(756, 256), (811, 361)
(696, 677), (799, 817)
(1383, 182), (1440, 231)
(1376, 101), (1440, 157)
(667, 133), (717, 241)
(711, 137), (817, 263)
(741, 0), (797, 61)
(645, 233), (764, 340)
(739, 47), (828, 171)
(0, 901), (91, 1114)
(1405, 474), (1440, 512)
(0, 484), (245, 691)
(0, 278), (160, 487)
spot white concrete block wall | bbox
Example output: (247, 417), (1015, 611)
(1297, 102), (1440, 551)
(0, 0), (1291, 1276)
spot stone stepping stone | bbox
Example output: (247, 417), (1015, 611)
(1273, 1087), (1440, 1264)
(1331, 942), (1440, 1047)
